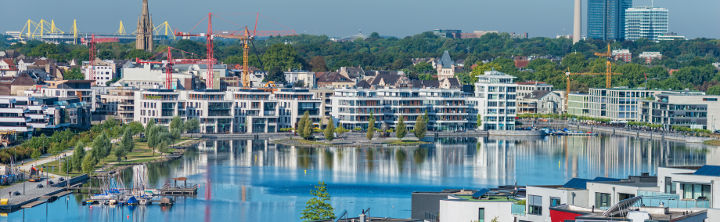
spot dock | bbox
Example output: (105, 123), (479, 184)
(0, 175), (87, 212)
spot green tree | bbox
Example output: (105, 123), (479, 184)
(72, 141), (85, 171)
(185, 118), (200, 133)
(81, 153), (97, 174)
(63, 67), (84, 80)
(144, 119), (156, 142)
(367, 112), (375, 140)
(414, 115), (426, 140)
(396, 116), (407, 139)
(121, 129), (134, 153)
(170, 116), (184, 140)
(157, 140), (169, 154)
(297, 112), (308, 138)
(113, 146), (126, 162)
(126, 121), (144, 135)
(324, 117), (335, 141)
(309, 56), (328, 72)
(31, 149), (42, 160)
(707, 85), (720, 95)
(300, 181), (336, 221)
(92, 133), (111, 159)
(262, 43), (302, 72)
(303, 116), (313, 140)
(477, 114), (483, 129)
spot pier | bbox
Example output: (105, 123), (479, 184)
(0, 175), (87, 212)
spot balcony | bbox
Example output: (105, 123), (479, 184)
(637, 191), (710, 208)
(511, 203), (526, 216)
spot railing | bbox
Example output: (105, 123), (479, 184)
(637, 191), (711, 209)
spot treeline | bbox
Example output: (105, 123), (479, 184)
(3, 33), (719, 92)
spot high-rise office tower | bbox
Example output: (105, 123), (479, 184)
(625, 7), (668, 41)
(587, 0), (633, 41)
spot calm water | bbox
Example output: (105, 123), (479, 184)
(4, 135), (717, 222)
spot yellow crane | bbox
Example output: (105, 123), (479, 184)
(564, 43), (623, 112)
(216, 27), (253, 88)
(594, 42), (616, 88)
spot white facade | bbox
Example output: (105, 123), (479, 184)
(439, 197), (519, 222)
(474, 70), (518, 130)
(83, 59), (116, 86)
(284, 71), (316, 88)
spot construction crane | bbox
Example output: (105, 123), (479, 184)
(175, 13), (216, 89)
(594, 43), (616, 88)
(564, 69), (622, 111)
(214, 13), (296, 88)
(81, 34), (119, 82)
(136, 46), (212, 90)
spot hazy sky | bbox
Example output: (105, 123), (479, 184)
(2, 0), (718, 38)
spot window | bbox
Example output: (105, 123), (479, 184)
(478, 208), (484, 222)
(528, 195), (542, 215)
(595, 192), (611, 209)
(550, 197), (561, 207)
(682, 183), (711, 200)
(665, 177), (676, 194)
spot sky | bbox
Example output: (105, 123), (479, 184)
(1, 0), (719, 39)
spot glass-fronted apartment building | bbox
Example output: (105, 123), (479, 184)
(625, 7), (669, 41)
(588, 0), (632, 41)
(134, 88), (321, 134)
(331, 88), (476, 131)
(640, 92), (720, 131)
(474, 70), (517, 130)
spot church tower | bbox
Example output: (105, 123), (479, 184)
(136, 0), (153, 51)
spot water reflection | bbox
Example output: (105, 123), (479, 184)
(4, 135), (714, 222)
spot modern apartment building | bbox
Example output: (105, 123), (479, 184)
(640, 92), (720, 131)
(331, 88), (475, 131)
(587, 0), (633, 41)
(474, 70), (517, 130)
(516, 81), (553, 98)
(97, 87), (136, 123)
(133, 88), (321, 134)
(0, 95), (91, 136)
(83, 59), (117, 86)
(625, 7), (669, 41)
(584, 88), (667, 121)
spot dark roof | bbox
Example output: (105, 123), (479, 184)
(409, 79), (439, 88)
(11, 73), (36, 86)
(562, 177), (620, 190)
(340, 66), (365, 78)
(316, 72), (351, 83)
(438, 51), (454, 68)
(370, 73), (402, 86)
(356, 80), (371, 89)
(694, 165), (720, 176)
(446, 78), (461, 88)
(529, 90), (551, 99)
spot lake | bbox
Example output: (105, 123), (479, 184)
(4, 135), (716, 222)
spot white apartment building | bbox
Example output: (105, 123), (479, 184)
(474, 70), (518, 130)
(83, 59), (116, 86)
(133, 88), (321, 134)
(585, 88), (667, 121)
(516, 81), (553, 98)
(284, 71), (316, 88)
(641, 92), (720, 131)
(0, 95), (91, 136)
(331, 88), (475, 131)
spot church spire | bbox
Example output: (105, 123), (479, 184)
(136, 0), (153, 51)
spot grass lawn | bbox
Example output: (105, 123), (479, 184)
(385, 139), (430, 146)
(703, 139), (720, 146)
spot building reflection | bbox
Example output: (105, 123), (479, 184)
(141, 135), (710, 190)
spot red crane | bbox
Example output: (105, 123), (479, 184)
(175, 13), (216, 89)
(81, 34), (118, 82)
(136, 47), (211, 89)
(175, 12), (296, 89)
